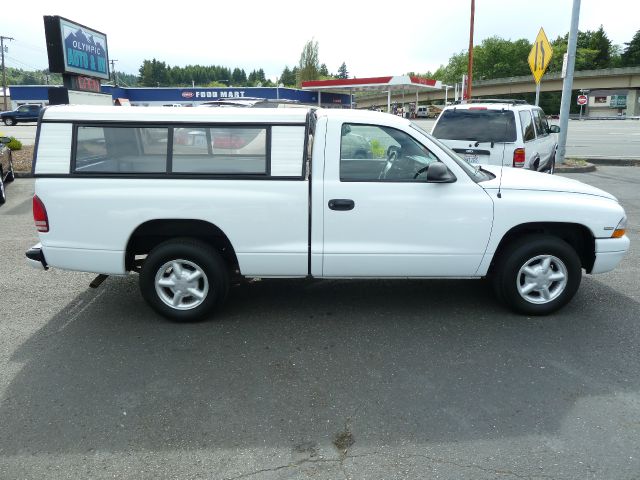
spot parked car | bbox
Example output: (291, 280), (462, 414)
(431, 100), (560, 173)
(26, 105), (628, 321)
(0, 136), (15, 205)
(340, 124), (373, 159)
(1, 104), (43, 126)
(416, 105), (441, 118)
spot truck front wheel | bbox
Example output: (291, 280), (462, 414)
(140, 238), (229, 322)
(492, 234), (582, 315)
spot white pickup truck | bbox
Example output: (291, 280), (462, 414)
(26, 105), (629, 321)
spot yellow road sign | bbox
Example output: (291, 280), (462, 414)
(528, 28), (553, 84)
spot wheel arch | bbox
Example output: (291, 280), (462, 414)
(489, 222), (596, 274)
(125, 219), (239, 273)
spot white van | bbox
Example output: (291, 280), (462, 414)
(416, 106), (430, 118)
(26, 105), (629, 321)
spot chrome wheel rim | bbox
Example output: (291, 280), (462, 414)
(154, 259), (209, 310)
(516, 255), (568, 304)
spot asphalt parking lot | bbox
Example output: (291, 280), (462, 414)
(0, 167), (639, 479)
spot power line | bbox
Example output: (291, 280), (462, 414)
(6, 55), (46, 71)
(14, 41), (48, 55)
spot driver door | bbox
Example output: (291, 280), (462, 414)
(321, 122), (494, 277)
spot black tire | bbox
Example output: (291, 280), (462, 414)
(139, 238), (230, 322)
(3, 117), (16, 126)
(492, 234), (582, 315)
(5, 157), (14, 183)
(0, 173), (6, 205)
(547, 151), (556, 175)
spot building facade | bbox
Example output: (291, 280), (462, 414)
(6, 85), (351, 110)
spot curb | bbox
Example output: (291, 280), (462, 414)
(566, 157), (640, 166)
(15, 172), (33, 178)
(555, 163), (596, 174)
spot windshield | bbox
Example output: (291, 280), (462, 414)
(432, 109), (517, 143)
(410, 123), (494, 182)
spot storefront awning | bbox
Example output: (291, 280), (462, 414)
(302, 75), (441, 93)
(301, 75), (442, 111)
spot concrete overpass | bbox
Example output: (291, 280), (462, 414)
(356, 66), (640, 115)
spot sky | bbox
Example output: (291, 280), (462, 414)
(1, 0), (638, 83)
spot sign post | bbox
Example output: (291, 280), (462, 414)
(43, 15), (112, 105)
(528, 28), (553, 106)
(577, 93), (588, 119)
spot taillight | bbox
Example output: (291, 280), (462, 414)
(33, 195), (49, 233)
(513, 148), (525, 168)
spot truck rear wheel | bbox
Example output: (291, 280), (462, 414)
(139, 238), (229, 322)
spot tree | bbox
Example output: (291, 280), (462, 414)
(432, 50), (468, 85)
(248, 68), (267, 86)
(472, 36), (531, 80)
(297, 39), (320, 86)
(337, 62), (349, 79)
(577, 26), (612, 69)
(319, 63), (329, 77)
(279, 66), (296, 86)
(231, 68), (247, 85)
(621, 29), (640, 66)
(546, 35), (568, 73)
(138, 58), (169, 86)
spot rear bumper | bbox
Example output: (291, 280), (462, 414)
(25, 243), (48, 270)
(591, 236), (630, 274)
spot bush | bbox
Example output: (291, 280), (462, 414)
(370, 139), (386, 159)
(7, 136), (22, 151)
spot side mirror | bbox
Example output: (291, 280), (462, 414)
(426, 162), (456, 183)
(0, 137), (11, 145)
(548, 125), (560, 133)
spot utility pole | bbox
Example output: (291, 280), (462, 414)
(466, 0), (475, 100)
(110, 59), (118, 86)
(1, 36), (14, 111)
(556, 0), (581, 165)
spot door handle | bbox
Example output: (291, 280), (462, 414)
(328, 199), (355, 211)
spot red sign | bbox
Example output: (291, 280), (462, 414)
(577, 95), (588, 106)
(181, 91), (194, 99)
(73, 76), (101, 93)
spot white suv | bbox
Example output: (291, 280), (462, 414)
(431, 100), (559, 173)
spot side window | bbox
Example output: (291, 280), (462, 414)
(532, 110), (546, 137)
(75, 126), (168, 173)
(17, 105), (29, 112)
(519, 111), (535, 142)
(172, 126), (267, 174)
(340, 123), (440, 182)
(540, 111), (550, 135)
